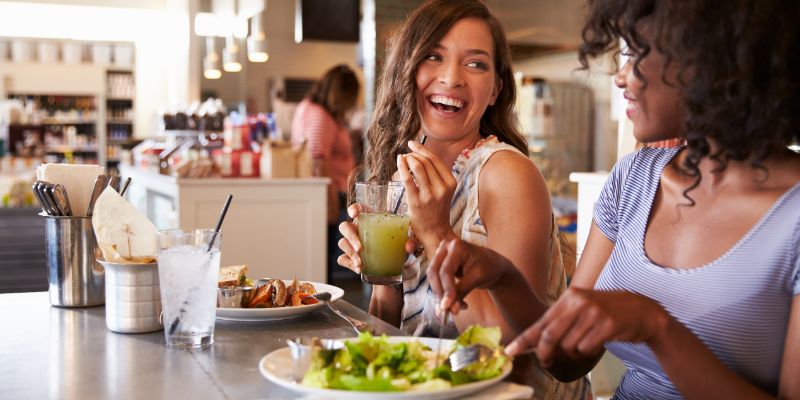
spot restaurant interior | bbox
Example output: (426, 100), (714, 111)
(4, 0), (796, 399)
(0, 0), (635, 398)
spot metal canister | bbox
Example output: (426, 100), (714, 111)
(43, 214), (105, 307)
(99, 260), (162, 333)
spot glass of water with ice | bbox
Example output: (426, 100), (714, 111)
(156, 229), (222, 348)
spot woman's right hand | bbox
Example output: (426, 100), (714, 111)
(337, 203), (420, 274)
(337, 203), (364, 274)
(428, 238), (514, 315)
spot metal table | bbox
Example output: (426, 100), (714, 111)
(0, 292), (405, 399)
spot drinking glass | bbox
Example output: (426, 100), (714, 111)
(355, 181), (410, 285)
(156, 229), (221, 348)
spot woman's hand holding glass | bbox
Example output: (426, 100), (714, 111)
(337, 204), (419, 274)
(397, 140), (458, 253)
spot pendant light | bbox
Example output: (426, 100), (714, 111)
(223, 35), (242, 72)
(204, 37), (222, 79)
(247, 10), (268, 62)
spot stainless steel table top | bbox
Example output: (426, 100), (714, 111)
(0, 291), (405, 399)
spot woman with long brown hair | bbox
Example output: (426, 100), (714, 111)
(336, 0), (589, 397)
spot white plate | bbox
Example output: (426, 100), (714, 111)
(258, 336), (512, 400)
(216, 281), (344, 321)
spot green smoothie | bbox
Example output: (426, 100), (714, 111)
(358, 212), (411, 279)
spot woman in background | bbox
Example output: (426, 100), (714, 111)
(428, 0), (800, 398)
(336, 1), (589, 397)
(291, 64), (360, 282)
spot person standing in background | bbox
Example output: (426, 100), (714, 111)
(291, 64), (360, 282)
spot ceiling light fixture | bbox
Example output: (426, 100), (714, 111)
(203, 37), (222, 79)
(223, 35), (242, 72)
(247, 10), (268, 62)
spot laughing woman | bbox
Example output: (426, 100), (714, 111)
(428, 0), (800, 398)
(335, 0), (589, 397)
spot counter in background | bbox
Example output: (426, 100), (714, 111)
(119, 165), (329, 283)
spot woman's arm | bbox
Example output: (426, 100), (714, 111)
(297, 102), (342, 223)
(397, 145), (549, 342)
(312, 158), (342, 224)
(453, 150), (553, 343)
(651, 296), (800, 399)
(368, 284), (404, 327)
(430, 222), (618, 380)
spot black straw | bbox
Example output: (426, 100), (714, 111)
(119, 177), (132, 197)
(168, 194), (233, 336)
(393, 135), (427, 214)
(207, 194), (233, 252)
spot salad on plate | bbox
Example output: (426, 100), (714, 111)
(301, 325), (508, 392)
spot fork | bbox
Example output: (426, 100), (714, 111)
(450, 344), (554, 378)
(312, 292), (375, 335)
(449, 343), (496, 372)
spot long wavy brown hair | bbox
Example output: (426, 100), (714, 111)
(307, 64), (360, 126)
(363, 0), (527, 183)
(579, 0), (800, 202)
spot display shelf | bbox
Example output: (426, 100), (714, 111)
(45, 145), (98, 153)
(1, 53), (136, 170)
(40, 120), (96, 125)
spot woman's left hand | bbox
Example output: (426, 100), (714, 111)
(506, 288), (670, 366)
(397, 140), (458, 251)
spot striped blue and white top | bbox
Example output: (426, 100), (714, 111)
(594, 147), (800, 399)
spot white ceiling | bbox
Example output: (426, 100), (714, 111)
(4, 0), (169, 9)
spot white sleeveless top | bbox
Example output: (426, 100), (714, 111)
(399, 135), (590, 399)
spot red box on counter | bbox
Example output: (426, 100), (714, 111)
(212, 148), (260, 178)
(223, 123), (251, 150)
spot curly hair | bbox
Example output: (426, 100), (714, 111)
(579, 0), (800, 200)
(362, 0), (526, 183)
(307, 64), (360, 126)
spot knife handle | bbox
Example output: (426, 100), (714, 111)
(87, 174), (109, 217)
(53, 184), (73, 217)
(43, 184), (63, 217)
(32, 182), (50, 215)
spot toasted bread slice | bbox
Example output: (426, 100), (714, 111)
(218, 264), (248, 288)
(247, 283), (274, 308)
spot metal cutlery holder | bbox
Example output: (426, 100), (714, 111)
(99, 260), (162, 334)
(43, 214), (105, 307)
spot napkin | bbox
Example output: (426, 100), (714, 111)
(37, 163), (104, 216)
(289, 382), (534, 400)
(91, 186), (158, 263)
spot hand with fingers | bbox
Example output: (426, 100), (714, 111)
(505, 288), (671, 367)
(427, 238), (518, 316)
(397, 141), (459, 252)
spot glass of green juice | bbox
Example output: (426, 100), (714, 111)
(355, 181), (410, 285)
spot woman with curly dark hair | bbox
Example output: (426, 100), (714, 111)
(426, 0), (800, 398)
(336, 0), (589, 397)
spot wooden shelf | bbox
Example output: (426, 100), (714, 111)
(45, 145), (98, 153)
(41, 120), (96, 125)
